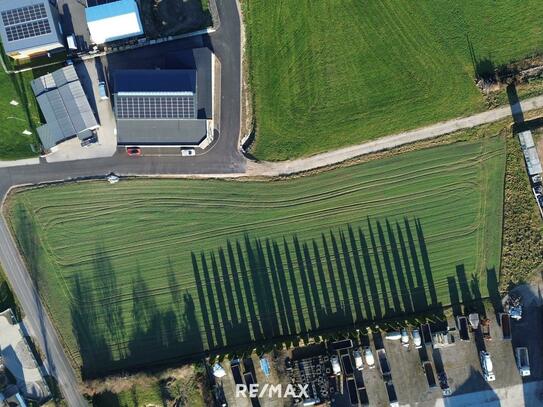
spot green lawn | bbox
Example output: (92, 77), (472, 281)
(245, 0), (543, 160)
(0, 67), (41, 160)
(7, 137), (505, 377)
(0, 39), (65, 160)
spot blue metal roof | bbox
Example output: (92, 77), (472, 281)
(113, 70), (197, 94)
(86, 0), (140, 23)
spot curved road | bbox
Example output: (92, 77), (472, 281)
(0, 0), (243, 406)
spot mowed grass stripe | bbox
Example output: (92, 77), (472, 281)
(7, 137), (505, 377)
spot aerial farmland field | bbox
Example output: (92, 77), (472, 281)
(245, 0), (543, 160)
(7, 137), (505, 377)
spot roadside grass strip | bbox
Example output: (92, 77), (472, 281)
(7, 137), (505, 377)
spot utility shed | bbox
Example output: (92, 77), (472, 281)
(0, 0), (64, 60)
(518, 130), (543, 175)
(85, 0), (143, 45)
(31, 65), (99, 151)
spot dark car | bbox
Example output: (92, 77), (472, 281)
(80, 134), (98, 147)
(126, 147), (142, 156)
(537, 194), (543, 208)
(534, 184), (543, 195)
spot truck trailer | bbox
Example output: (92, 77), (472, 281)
(516, 347), (531, 377)
(377, 349), (391, 376)
(500, 313), (512, 340)
(423, 361), (437, 389)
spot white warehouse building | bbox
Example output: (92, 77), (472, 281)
(85, 0), (143, 45)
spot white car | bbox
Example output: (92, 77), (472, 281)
(181, 148), (196, 157)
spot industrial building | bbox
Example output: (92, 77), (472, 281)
(112, 47), (213, 149)
(85, 0), (143, 45)
(31, 65), (99, 153)
(0, 0), (63, 60)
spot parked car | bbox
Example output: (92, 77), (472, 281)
(480, 351), (495, 382)
(80, 133), (98, 147)
(364, 347), (375, 368)
(412, 329), (422, 349)
(537, 194), (543, 208)
(331, 355), (341, 376)
(126, 147), (142, 156)
(181, 148), (196, 157)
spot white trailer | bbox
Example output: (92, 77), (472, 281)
(331, 355), (341, 376)
(480, 351), (495, 382)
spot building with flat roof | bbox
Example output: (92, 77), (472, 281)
(113, 47), (213, 148)
(85, 0), (143, 45)
(31, 65), (99, 153)
(0, 0), (63, 60)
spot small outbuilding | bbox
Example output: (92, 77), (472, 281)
(31, 65), (99, 153)
(85, 0), (144, 45)
(0, 0), (64, 60)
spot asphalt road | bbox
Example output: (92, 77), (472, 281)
(0, 0), (243, 406)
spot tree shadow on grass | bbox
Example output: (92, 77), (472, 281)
(189, 217), (475, 356)
(61, 214), (498, 376)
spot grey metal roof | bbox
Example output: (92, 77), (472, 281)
(36, 124), (59, 151)
(116, 119), (208, 146)
(0, 0), (63, 54)
(518, 130), (542, 176)
(32, 65), (98, 150)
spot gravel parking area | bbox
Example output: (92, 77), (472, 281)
(215, 291), (543, 407)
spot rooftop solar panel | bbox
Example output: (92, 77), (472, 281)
(5, 19), (51, 41)
(116, 95), (196, 120)
(1, 4), (47, 26)
(1, 3), (51, 42)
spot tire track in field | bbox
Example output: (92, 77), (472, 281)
(48, 179), (477, 266)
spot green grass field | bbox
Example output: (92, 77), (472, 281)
(7, 137), (505, 377)
(0, 40), (64, 160)
(0, 67), (41, 160)
(245, 0), (543, 160)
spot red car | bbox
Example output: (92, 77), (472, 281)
(126, 147), (142, 156)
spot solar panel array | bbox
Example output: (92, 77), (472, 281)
(1, 3), (51, 42)
(116, 96), (196, 120)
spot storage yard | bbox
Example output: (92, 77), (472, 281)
(5, 138), (505, 378)
(211, 295), (543, 406)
